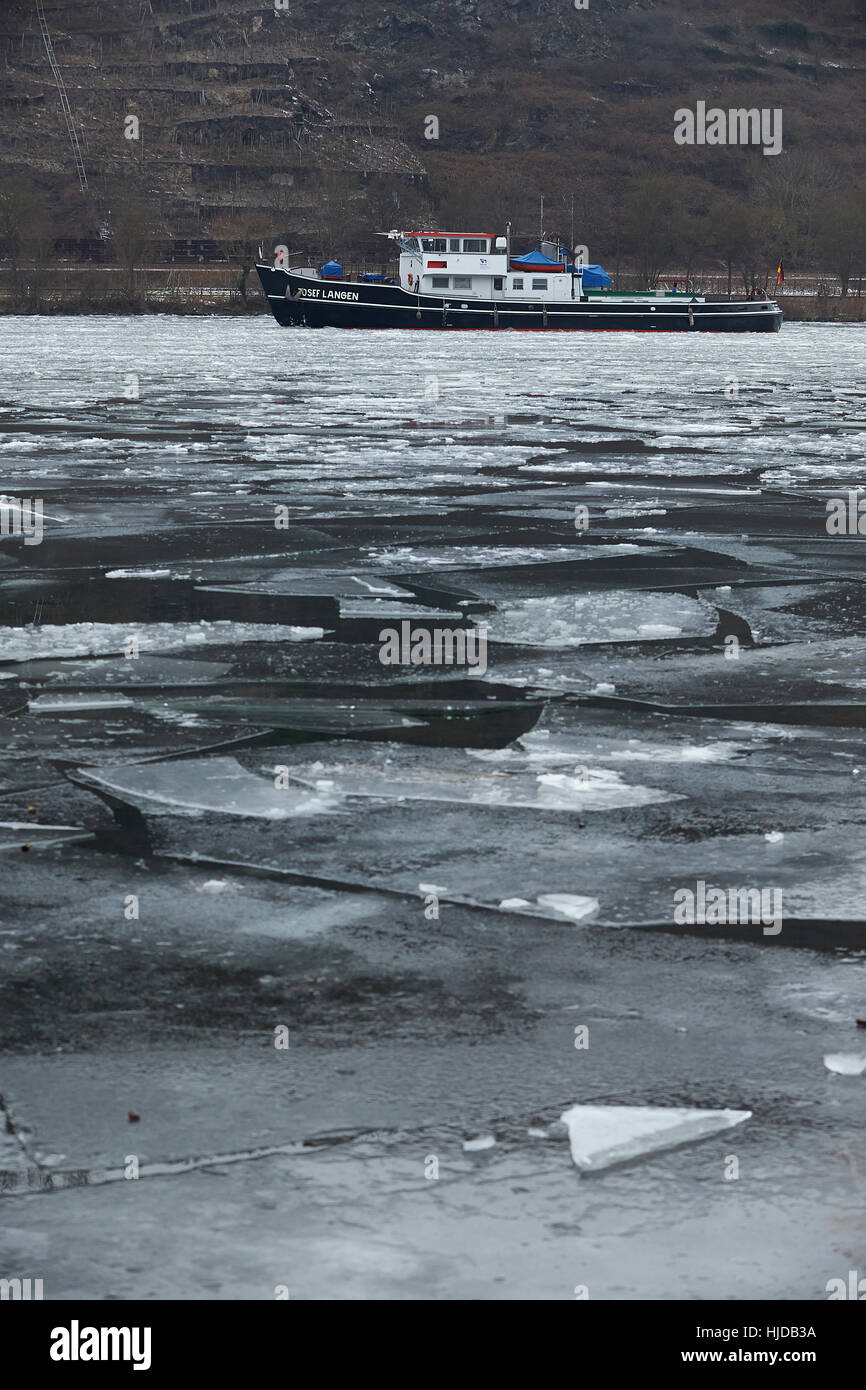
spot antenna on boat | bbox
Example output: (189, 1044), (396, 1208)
(539, 196), (544, 242)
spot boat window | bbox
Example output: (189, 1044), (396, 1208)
(512, 277), (524, 290)
(493, 277), (504, 291)
(430, 275), (450, 288)
(462, 238), (488, 253)
(449, 238), (461, 252)
(421, 238), (448, 253)
(452, 275), (472, 290)
(532, 278), (548, 290)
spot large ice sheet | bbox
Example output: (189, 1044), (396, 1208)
(290, 761), (683, 811)
(560, 1104), (752, 1173)
(75, 756), (340, 819)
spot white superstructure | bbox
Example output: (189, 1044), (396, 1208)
(388, 230), (582, 302)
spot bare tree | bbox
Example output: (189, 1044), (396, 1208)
(754, 152), (841, 263)
(109, 194), (155, 302)
(816, 189), (866, 296)
(0, 179), (53, 306)
(622, 175), (680, 287)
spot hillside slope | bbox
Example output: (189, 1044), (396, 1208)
(0, 0), (864, 275)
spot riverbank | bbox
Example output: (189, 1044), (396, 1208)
(1, 263), (862, 319)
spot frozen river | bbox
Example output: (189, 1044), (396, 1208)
(0, 317), (864, 1299)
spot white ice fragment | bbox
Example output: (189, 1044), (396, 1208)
(28, 692), (134, 712)
(559, 1104), (752, 1174)
(500, 897), (532, 910)
(823, 1053), (866, 1076)
(592, 682), (616, 695)
(349, 577), (408, 596)
(535, 768), (679, 810)
(536, 893), (599, 923)
(463, 1135), (496, 1152)
(105, 569), (171, 579)
(419, 882), (448, 895)
(196, 879), (230, 894)
(764, 830), (784, 843)
(491, 590), (715, 648)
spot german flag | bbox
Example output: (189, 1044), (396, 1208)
(776, 261), (784, 286)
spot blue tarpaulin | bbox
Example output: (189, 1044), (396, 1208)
(567, 264), (611, 287)
(509, 250), (565, 270)
(508, 250), (611, 286)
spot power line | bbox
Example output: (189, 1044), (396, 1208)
(34, 0), (88, 192)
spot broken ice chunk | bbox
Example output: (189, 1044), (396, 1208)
(823, 1054), (866, 1076)
(559, 1104), (752, 1174)
(28, 692), (134, 712)
(491, 591), (715, 647)
(463, 1135), (496, 1152)
(536, 893), (598, 923)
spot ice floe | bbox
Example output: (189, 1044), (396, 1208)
(74, 756), (340, 820)
(823, 1054), (866, 1076)
(28, 692), (134, 712)
(535, 893), (599, 922)
(0, 622), (324, 662)
(290, 762), (682, 811)
(489, 590), (717, 647)
(559, 1104), (752, 1173)
(105, 569), (172, 579)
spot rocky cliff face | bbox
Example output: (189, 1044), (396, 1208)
(0, 0), (864, 264)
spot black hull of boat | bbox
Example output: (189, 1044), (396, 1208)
(257, 265), (783, 333)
